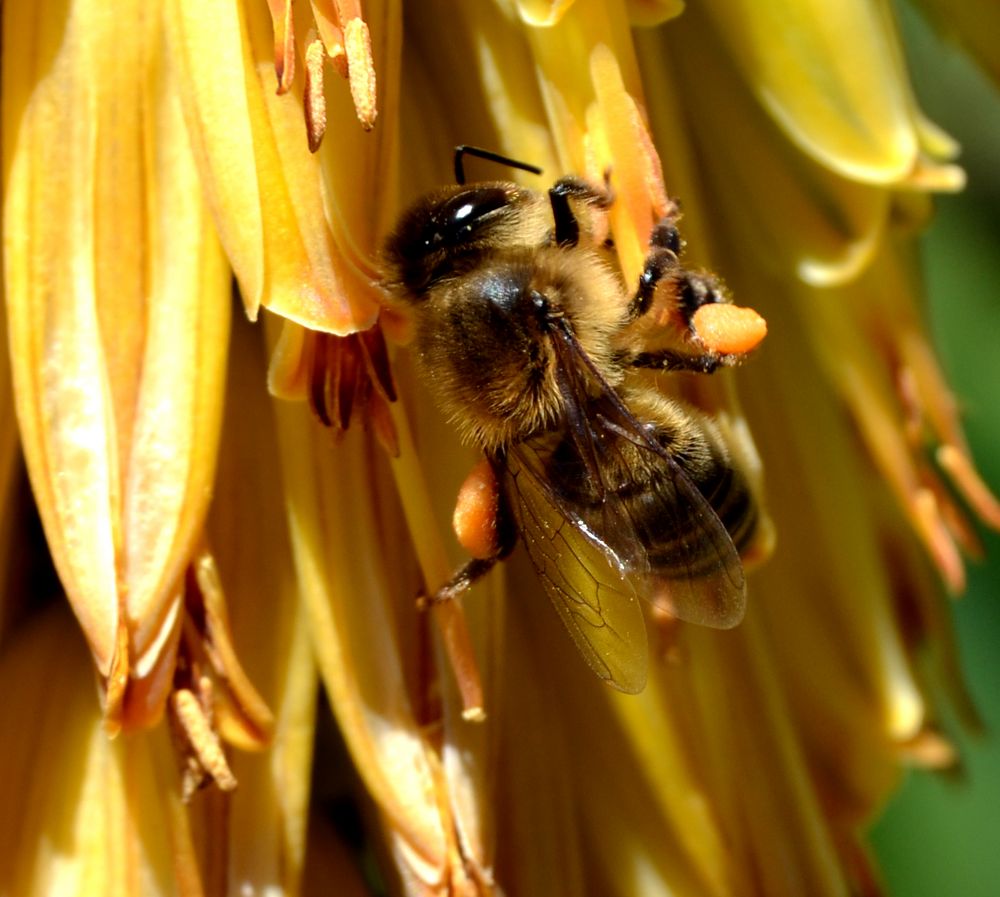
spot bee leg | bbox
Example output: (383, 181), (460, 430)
(421, 557), (500, 608)
(419, 457), (516, 608)
(548, 175), (614, 246)
(650, 199), (683, 254)
(629, 246), (680, 320)
(628, 348), (721, 375)
(628, 202), (687, 320)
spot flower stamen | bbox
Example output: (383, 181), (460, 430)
(169, 685), (238, 800)
(306, 325), (399, 456)
(304, 38), (328, 152)
(343, 16), (377, 130)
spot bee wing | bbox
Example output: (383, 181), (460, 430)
(507, 446), (648, 694)
(573, 402), (747, 631)
(627, 448), (747, 630)
(546, 319), (748, 631)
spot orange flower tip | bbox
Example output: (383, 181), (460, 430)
(453, 459), (503, 560)
(305, 38), (328, 152)
(909, 157), (966, 193)
(900, 729), (958, 769)
(345, 18), (377, 130)
(102, 620), (131, 737)
(268, 0), (296, 94)
(913, 488), (966, 594)
(692, 303), (767, 356)
(462, 706), (487, 723)
(937, 444), (1000, 531)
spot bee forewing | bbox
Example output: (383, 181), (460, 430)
(507, 451), (648, 694)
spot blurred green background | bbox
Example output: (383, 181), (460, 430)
(870, 5), (1000, 895)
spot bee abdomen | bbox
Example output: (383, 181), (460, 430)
(642, 461), (757, 577)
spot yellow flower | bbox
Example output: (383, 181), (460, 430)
(0, 0), (996, 894)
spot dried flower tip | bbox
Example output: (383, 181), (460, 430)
(188, 549), (274, 749)
(344, 17), (377, 130)
(692, 303), (768, 356)
(305, 38), (328, 152)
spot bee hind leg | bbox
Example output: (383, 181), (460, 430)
(418, 456), (516, 608)
(418, 557), (500, 609)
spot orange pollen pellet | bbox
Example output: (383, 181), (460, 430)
(453, 458), (501, 560)
(692, 303), (767, 356)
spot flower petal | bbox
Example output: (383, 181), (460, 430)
(650, 11), (890, 287)
(2, 0), (231, 731)
(698, 0), (920, 182)
(166, 0), (384, 335)
(0, 607), (203, 896)
(205, 314), (317, 894)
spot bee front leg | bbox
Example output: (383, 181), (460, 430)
(629, 246), (681, 321)
(627, 347), (723, 375)
(419, 457), (516, 608)
(627, 202), (685, 320)
(548, 175), (614, 246)
(624, 268), (749, 374)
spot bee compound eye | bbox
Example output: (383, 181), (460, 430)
(430, 186), (512, 248)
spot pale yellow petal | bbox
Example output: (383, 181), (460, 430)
(271, 384), (455, 887)
(0, 294), (22, 644)
(167, 0), (382, 335)
(2, 0), (230, 721)
(0, 607), (203, 897)
(205, 315), (317, 894)
(698, 0), (920, 182)
(652, 10), (889, 287)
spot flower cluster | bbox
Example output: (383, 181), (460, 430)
(0, 0), (996, 894)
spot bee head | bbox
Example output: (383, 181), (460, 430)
(381, 182), (545, 297)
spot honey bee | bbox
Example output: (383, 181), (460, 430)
(381, 146), (761, 693)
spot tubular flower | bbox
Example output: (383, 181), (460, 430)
(0, 1), (996, 896)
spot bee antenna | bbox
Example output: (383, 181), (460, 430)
(454, 145), (543, 185)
